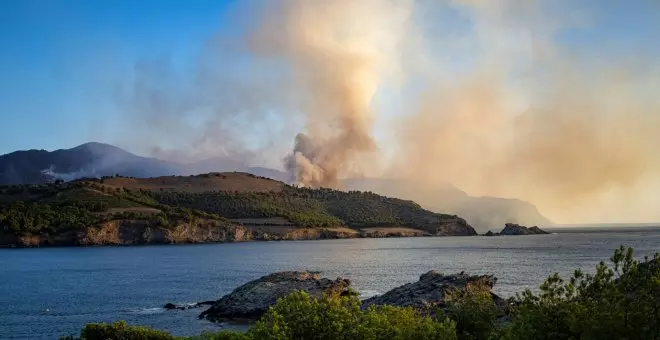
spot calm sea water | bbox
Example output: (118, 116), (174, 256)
(1, 228), (659, 339)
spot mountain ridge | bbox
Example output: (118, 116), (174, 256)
(0, 142), (552, 232)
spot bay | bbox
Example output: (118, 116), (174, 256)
(1, 227), (659, 339)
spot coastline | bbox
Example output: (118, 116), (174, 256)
(0, 224), (477, 248)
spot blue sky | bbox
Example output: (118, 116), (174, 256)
(0, 0), (658, 156)
(0, 0), (239, 154)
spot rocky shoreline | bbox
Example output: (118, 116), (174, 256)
(163, 270), (508, 324)
(0, 220), (479, 248)
(0, 220), (549, 248)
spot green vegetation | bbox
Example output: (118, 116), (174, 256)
(60, 321), (173, 340)
(146, 186), (460, 231)
(502, 246), (660, 340)
(61, 246), (660, 340)
(0, 179), (234, 236)
(1, 174), (465, 237)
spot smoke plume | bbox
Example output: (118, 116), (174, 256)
(388, 0), (660, 223)
(112, 0), (660, 224)
(254, 0), (413, 188)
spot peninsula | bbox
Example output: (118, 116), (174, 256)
(0, 172), (476, 247)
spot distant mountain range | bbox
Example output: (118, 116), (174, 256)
(0, 142), (552, 231)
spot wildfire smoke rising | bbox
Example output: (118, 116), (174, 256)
(119, 0), (660, 224)
(257, 0), (414, 188)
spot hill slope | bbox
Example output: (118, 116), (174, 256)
(0, 142), (552, 231)
(0, 142), (250, 185)
(0, 173), (476, 247)
(344, 178), (552, 233)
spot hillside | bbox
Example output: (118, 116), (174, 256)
(0, 173), (476, 247)
(0, 142), (552, 231)
(0, 142), (253, 185)
(344, 178), (553, 232)
(101, 172), (284, 193)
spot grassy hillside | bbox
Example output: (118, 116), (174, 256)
(0, 172), (475, 239)
(101, 172), (284, 193)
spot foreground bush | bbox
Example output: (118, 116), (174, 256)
(445, 282), (499, 340)
(502, 246), (660, 340)
(249, 291), (457, 340)
(60, 321), (174, 340)
(63, 246), (659, 340)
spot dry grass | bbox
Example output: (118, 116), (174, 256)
(101, 172), (284, 193)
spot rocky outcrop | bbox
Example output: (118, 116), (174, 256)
(362, 271), (502, 312)
(435, 216), (478, 236)
(359, 229), (427, 238)
(1, 222), (480, 247)
(499, 223), (550, 236)
(0, 220), (253, 247)
(163, 301), (214, 311)
(199, 271), (352, 322)
(254, 228), (359, 241)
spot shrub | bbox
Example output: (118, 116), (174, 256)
(502, 246), (660, 340)
(248, 290), (457, 340)
(61, 321), (174, 340)
(445, 282), (498, 340)
(189, 330), (251, 340)
(358, 305), (457, 340)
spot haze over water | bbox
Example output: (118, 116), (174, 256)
(2, 227), (659, 339)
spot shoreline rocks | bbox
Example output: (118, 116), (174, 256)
(193, 270), (504, 324)
(0, 224), (478, 248)
(362, 271), (503, 312)
(199, 271), (352, 322)
(163, 301), (214, 311)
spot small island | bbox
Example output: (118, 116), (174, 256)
(483, 223), (550, 236)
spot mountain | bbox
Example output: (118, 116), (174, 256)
(0, 143), (552, 232)
(0, 172), (476, 247)
(0, 142), (178, 184)
(343, 178), (553, 233)
(0, 142), (262, 185)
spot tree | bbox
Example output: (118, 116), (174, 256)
(502, 246), (660, 340)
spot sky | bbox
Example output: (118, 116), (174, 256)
(0, 0), (237, 154)
(1, 0), (660, 224)
(1, 0), (658, 155)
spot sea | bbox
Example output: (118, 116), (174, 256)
(1, 226), (659, 339)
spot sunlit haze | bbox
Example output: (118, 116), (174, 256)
(1, 0), (659, 224)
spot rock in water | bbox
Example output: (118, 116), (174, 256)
(163, 301), (214, 311)
(528, 226), (550, 234)
(199, 271), (351, 322)
(361, 271), (501, 312)
(500, 223), (550, 235)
